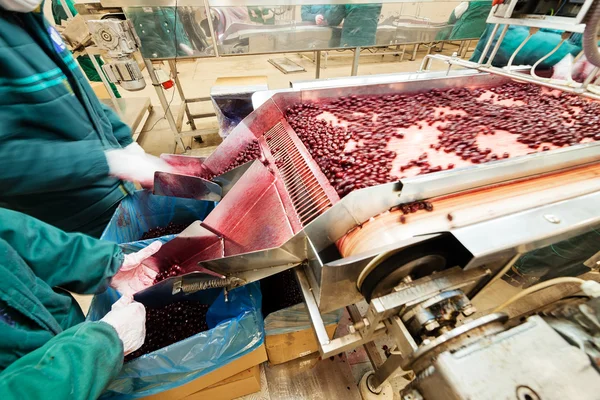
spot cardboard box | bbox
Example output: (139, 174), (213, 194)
(266, 323), (338, 365)
(184, 365), (261, 400)
(142, 344), (267, 400)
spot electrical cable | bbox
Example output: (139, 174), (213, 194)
(143, 86), (176, 132)
(492, 276), (586, 313)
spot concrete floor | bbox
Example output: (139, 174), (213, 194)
(122, 44), (475, 158)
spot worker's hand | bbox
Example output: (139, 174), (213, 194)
(315, 14), (325, 25)
(124, 142), (146, 156)
(552, 53), (597, 83)
(105, 145), (173, 188)
(110, 241), (162, 297)
(101, 295), (146, 356)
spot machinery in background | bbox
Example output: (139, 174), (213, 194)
(126, 0), (600, 398)
(400, 296), (600, 400)
(87, 15), (146, 91)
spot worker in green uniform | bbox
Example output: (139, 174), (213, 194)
(50, 0), (121, 97)
(471, 25), (583, 68)
(0, 1), (177, 238)
(126, 7), (194, 58)
(0, 208), (161, 399)
(325, 4), (383, 48)
(436, 1), (492, 41)
(301, 5), (334, 25)
(248, 6), (275, 25)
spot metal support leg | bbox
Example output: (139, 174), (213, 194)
(410, 43), (419, 61)
(457, 41), (465, 57)
(143, 59), (185, 151)
(86, 49), (121, 117)
(168, 59), (197, 131)
(347, 304), (384, 369)
(371, 353), (407, 389)
(316, 50), (321, 79)
(462, 40), (472, 58)
(351, 47), (360, 76)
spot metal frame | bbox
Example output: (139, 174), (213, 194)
(144, 59), (219, 152)
(418, 6), (600, 100)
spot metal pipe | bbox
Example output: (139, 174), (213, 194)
(507, 34), (533, 70)
(315, 50), (321, 79)
(351, 47), (360, 76)
(143, 58), (185, 150)
(477, 23), (500, 64)
(201, 0), (220, 57)
(295, 266), (332, 346)
(485, 24), (509, 67)
(168, 59), (197, 130)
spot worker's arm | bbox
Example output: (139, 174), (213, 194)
(0, 137), (110, 196)
(101, 103), (134, 148)
(0, 208), (123, 294)
(301, 6), (318, 22)
(0, 322), (123, 400)
(324, 5), (346, 27)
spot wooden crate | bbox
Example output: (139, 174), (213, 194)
(266, 324), (338, 365)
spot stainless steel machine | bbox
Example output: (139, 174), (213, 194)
(134, 1), (600, 398)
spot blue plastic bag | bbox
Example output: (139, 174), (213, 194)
(100, 190), (216, 254)
(87, 283), (264, 399)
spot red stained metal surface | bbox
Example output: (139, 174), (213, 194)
(203, 161), (295, 254)
(153, 172), (221, 201)
(202, 121), (258, 177)
(144, 221), (224, 273)
(243, 99), (286, 138)
(257, 136), (304, 233)
(160, 154), (209, 177)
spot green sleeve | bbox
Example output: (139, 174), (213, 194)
(101, 103), (133, 148)
(0, 322), (123, 400)
(0, 208), (123, 294)
(0, 138), (109, 196)
(301, 6), (317, 22)
(324, 5), (346, 27)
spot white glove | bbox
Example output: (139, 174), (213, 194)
(105, 144), (173, 188)
(454, 2), (469, 19)
(110, 241), (162, 297)
(124, 142), (146, 156)
(101, 295), (146, 355)
(552, 52), (598, 83)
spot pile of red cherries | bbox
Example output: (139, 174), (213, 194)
(218, 139), (262, 177)
(154, 264), (184, 284)
(285, 82), (600, 198)
(140, 222), (187, 240)
(125, 300), (209, 361)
